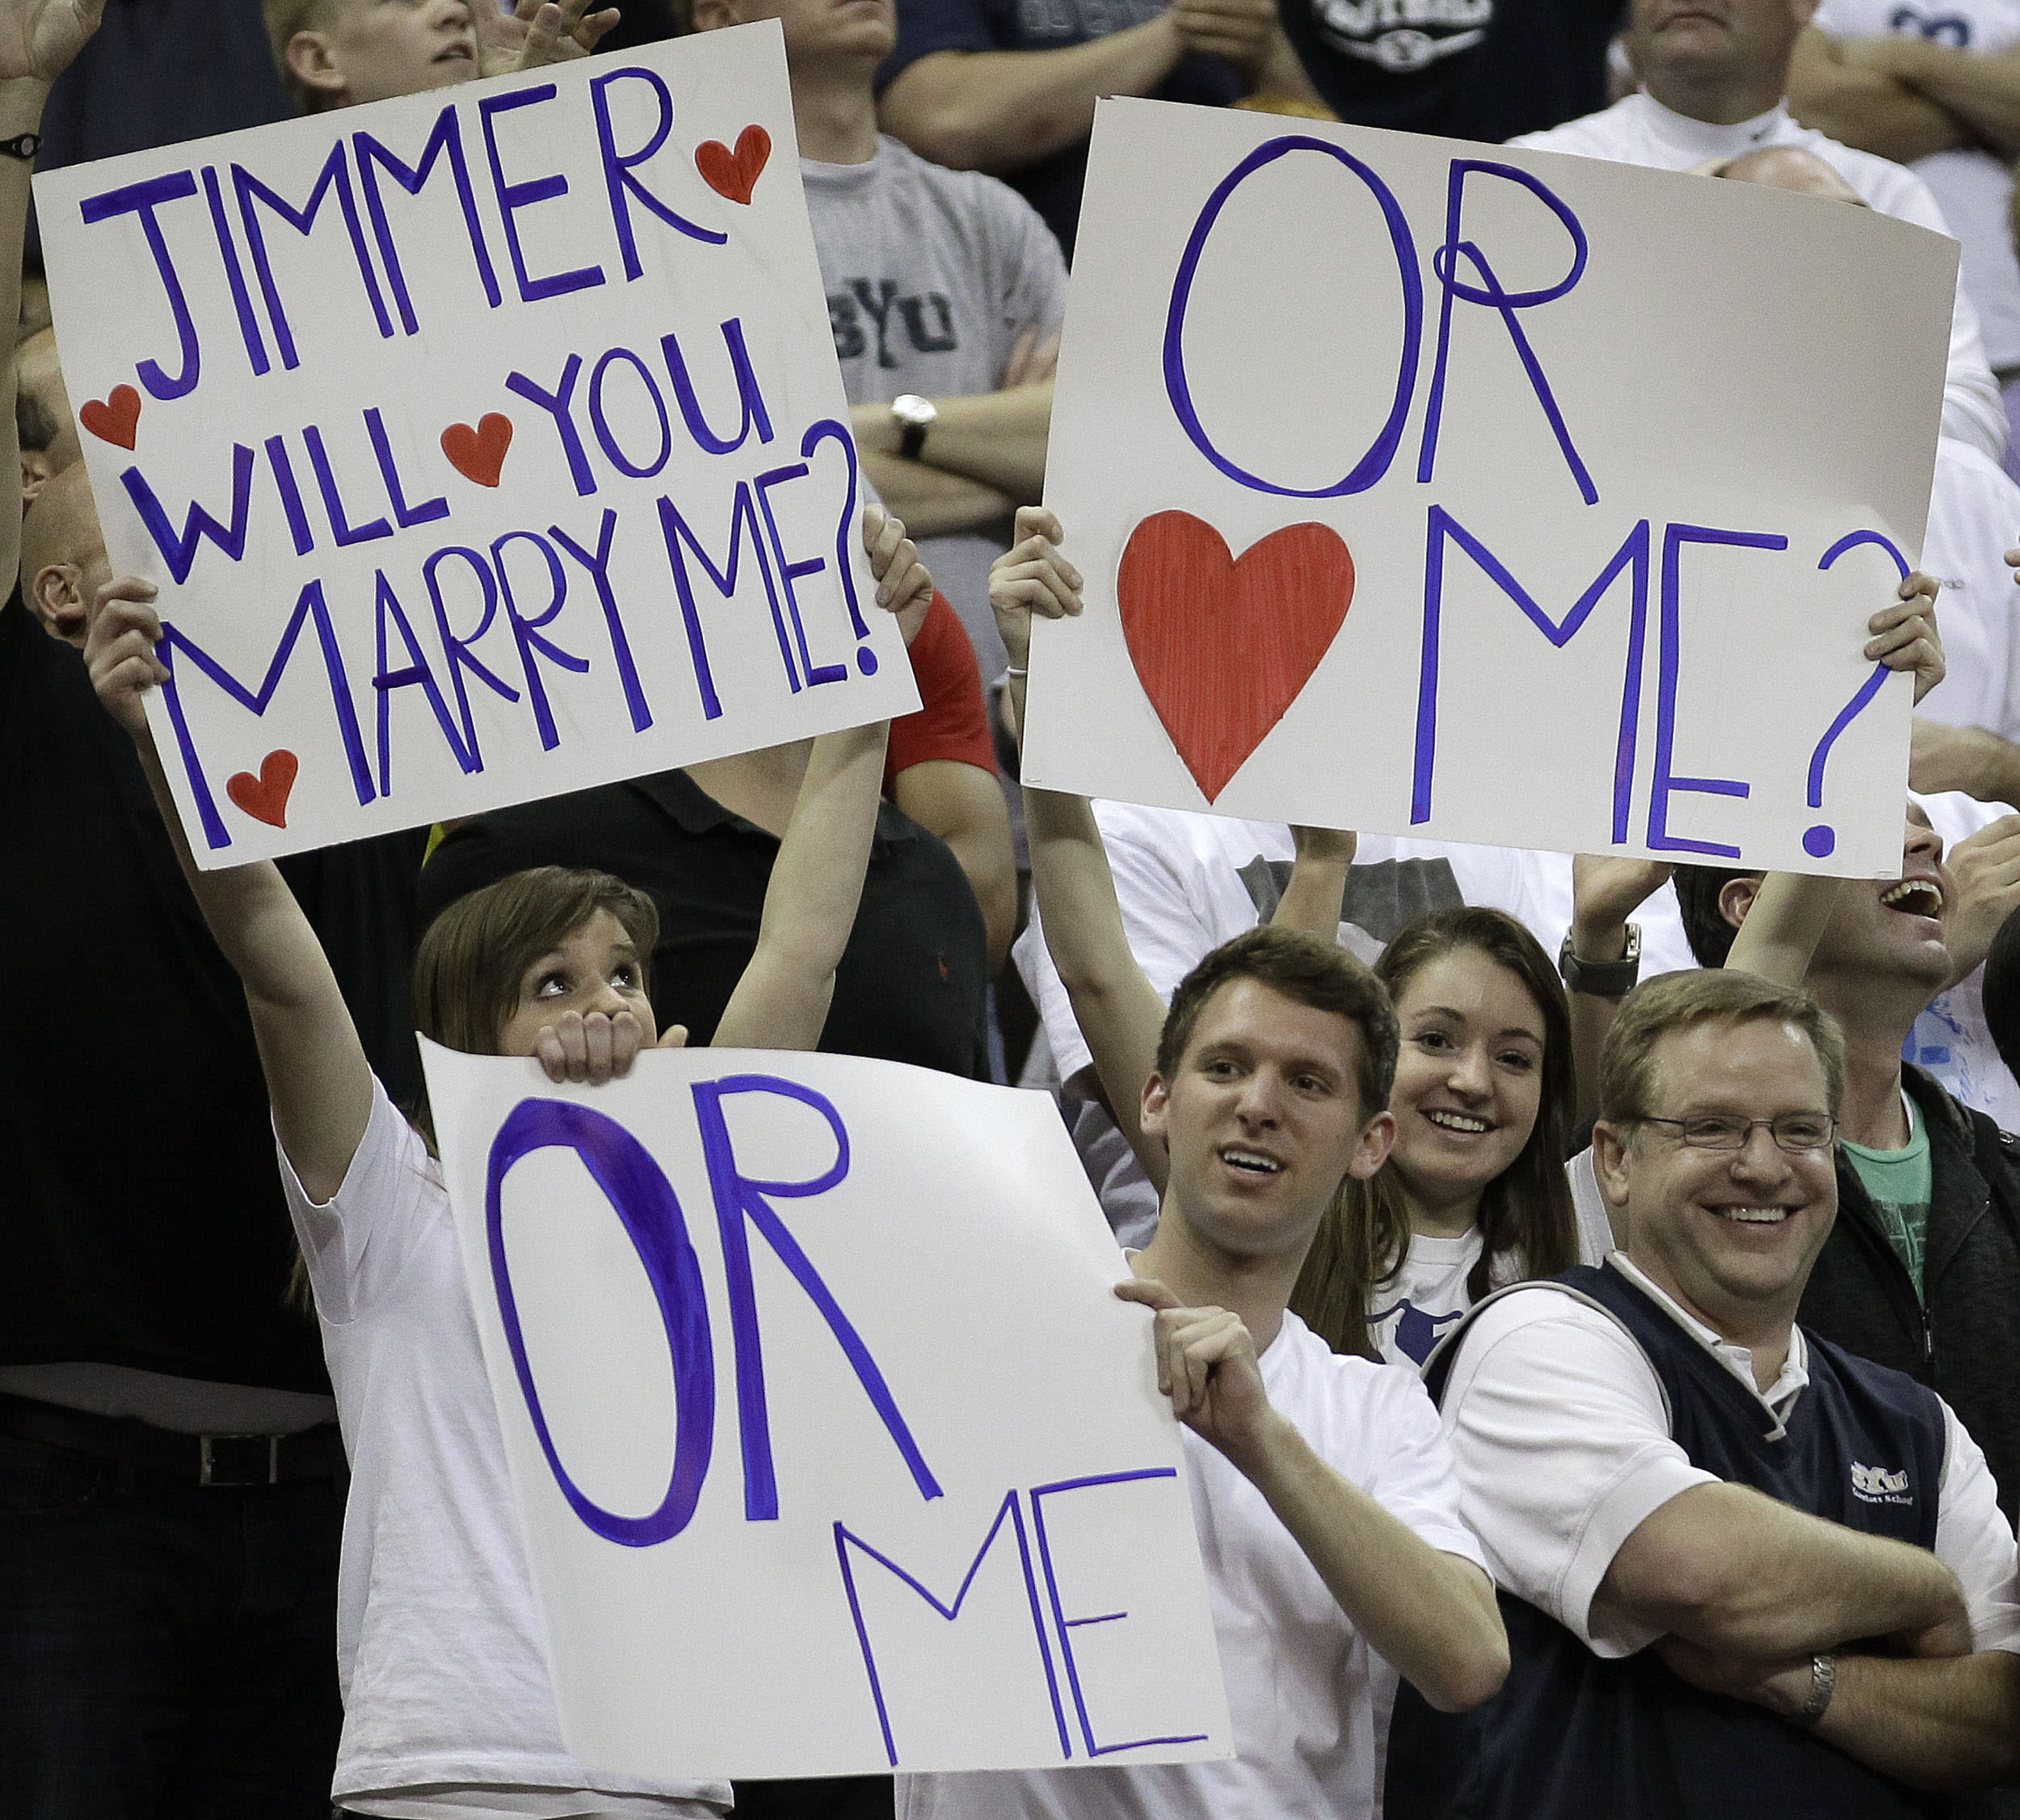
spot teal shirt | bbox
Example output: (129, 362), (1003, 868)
(1842, 1096), (1934, 1299)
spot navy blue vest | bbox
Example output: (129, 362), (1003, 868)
(1386, 1263), (1950, 1820)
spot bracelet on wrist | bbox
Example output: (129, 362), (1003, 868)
(1794, 1653), (1837, 1727)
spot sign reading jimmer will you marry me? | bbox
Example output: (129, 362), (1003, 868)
(1025, 99), (1957, 878)
(38, 21), (916, 867)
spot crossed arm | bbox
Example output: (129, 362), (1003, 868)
(1598, 1481), (2020, 1788)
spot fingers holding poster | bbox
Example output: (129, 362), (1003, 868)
(421, 1041), (1232, 1780)
(1022, 99), (1956, 878)
(36, 22), (917, 867)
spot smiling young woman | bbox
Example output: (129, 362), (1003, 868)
(1290, 908), (1603, 1367)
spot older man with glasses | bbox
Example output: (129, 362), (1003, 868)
(1385, 967), (2020, 1820)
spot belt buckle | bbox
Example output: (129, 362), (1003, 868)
(199, 1434), (280, 1487)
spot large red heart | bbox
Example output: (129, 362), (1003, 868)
(441, 413), (513, 487)
(1117, 511), (1354, 802)
(225, 749), (299, 829)
(695, 124), (770, 205)
(80, 384), (141, 451)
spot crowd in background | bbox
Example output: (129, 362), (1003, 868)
(11, 0), (2020, 1818)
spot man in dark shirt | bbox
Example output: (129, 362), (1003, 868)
(1277, 0), (1618, 144)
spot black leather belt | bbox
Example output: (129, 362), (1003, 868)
(0, 1391), (340, 1487)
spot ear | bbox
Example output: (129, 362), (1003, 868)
(284, 30), (348, 102)
(690, 0), (743, 29)
(1139, 1071), (1172, 1147)
(19, 445), (52, 508)
(1719, 874), (1764, 933)
(1592, 1120), (1634, 1218)
(1348, 1108), (1395, 1182)
(29, 561), (78, 623)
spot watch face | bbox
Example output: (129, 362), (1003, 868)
(890, 394), (935, 428)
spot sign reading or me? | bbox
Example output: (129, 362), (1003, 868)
(38, 23), (916, 868)
(423, 1043), (1231, 1780)
(1025, 101), (1958, 878)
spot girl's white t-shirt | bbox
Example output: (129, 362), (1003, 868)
(1367, 1188), (1618, 1370)
(279, 1080), (730, 1816)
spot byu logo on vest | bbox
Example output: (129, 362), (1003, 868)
(1851, 1461), (1913, 1504)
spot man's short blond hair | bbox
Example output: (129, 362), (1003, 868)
(262, 0), (337, 110)
(1598, 969), (1847, 1127)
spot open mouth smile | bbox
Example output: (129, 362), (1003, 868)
(1218, 1147), (1283, 1176)
(1424, 1109), (1493, 1135)
(1880, 878), (1945, 919)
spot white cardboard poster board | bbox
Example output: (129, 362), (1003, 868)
(421, 1039), (1232, 1780)
(1025, 99), (1957, 878)
(38, 23), (915, 867)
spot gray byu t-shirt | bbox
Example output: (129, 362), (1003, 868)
(804, 137), (1068, 675)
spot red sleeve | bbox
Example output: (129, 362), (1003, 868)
(884, 592), (999, 791)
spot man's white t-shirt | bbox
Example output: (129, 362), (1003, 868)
(279, 1081), (729, 1818)
(1434, 1255), (2020, 1657)
(897, 1312), (1487, 1820)
(1514, 91), (2008, 461)
(1812, 0), (2020, 373)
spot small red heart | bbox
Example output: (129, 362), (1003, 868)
(80, 385), (141, 451)
(225, 749), (299, 829)
(1117, 511), (1354, 802)
(441, 413), (513, 487)
(695, 124), (771, 205)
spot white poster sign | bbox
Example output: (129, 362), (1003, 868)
(422, 1039), (1232, 1780)
(39, 23), (915, 867)
(1025, 99), (1956, 877)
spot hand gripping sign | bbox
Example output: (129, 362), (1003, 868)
(38, 23), (917, 866)
(1023, 99), (1958, 878)
(422, 1040), (1231, 1780)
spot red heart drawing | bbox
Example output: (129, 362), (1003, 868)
(225, 749), (300, 829)
(441, 413), (513, 487)
(1117, 511), (1354, 802)
(80, 384), (141, 451)
(695, 124), (771, 205)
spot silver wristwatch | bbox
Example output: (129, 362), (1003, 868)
(890, 393), (936, 461)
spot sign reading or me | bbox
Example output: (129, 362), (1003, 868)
(38, 23), (915, 867)
(422, 1040), (1231, 1780)
(1024, 100), (1957, 878)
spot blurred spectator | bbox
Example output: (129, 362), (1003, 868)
(876, 0), (1313, 255)
(1517, 0), (2009, 461)
(1791, 6), (2020, 476)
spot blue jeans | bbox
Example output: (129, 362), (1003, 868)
(0, 1429), (344, 1818)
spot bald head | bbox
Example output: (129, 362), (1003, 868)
(1715, 146), (1867, 206)
(19, 461), (107, 647)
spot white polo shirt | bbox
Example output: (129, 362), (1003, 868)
(1435, 1256), (2020, 1658)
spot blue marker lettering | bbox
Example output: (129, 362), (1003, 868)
(355, 106), (503, 331)
(655, 482), (795, 717)
(755, 461), (846, 687)
(551, 508), (652, 732)
(507, 353), (597, 496)
(424, 544), (520, 765)
(201, 165), (269, 377)
(588, 346), (672, 479)
(590, 65), (726, 278)
(232, 144), (394, 367)
(78, 172), (204, 400)
(481, 86), (606, 303)
(364, 407), (449, 529)
(121, 446), (259, 583)
(492, 529), (589, 751)
(304, 423), (393, 546)
(659, 318), (774, 456)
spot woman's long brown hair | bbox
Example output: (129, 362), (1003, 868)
(1290, 908), (1577, 1359)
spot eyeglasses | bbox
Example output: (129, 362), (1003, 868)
(1637, 1114), (1837, 1154)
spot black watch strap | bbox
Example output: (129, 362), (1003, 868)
(0, 133), (40, 162)
(898, 419), (928, 461)
(1559, 923), (1641, 996)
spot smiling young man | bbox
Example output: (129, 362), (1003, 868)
(1387, 968), (2020, 1820)
(902, 924), (1509, 1820)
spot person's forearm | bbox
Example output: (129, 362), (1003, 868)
(1563, 910), (1631, 1125)
(1724, 874), (1843, 987)
(1238, 1412), (1507, 1711)
(892, 758), (1018, 975)
(1273, 853), (1349, 937)
(877, 21), (1185, 175)
(1603, 1483), (1965, 1658)
(1911, 718), (2020, 806)
(1787, 30), (1966, 161)
(718, 722), (888, 1051)
(859, 450), (1011, 539)
(1807, 1651), (2020, 1788)
(856, 385), (1054, 503)
(1871, 38), (2020, 155)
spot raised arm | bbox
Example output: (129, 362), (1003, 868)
(995, 508), (1172, 1186)
(85, 581), (372, 1203)
(1723, 872), (1844, 985)
(714, 507), (930, 1051)
(0, 0), (107, 594)
(477, 0), (619, 76)
(1274, 825), (1354, 937)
